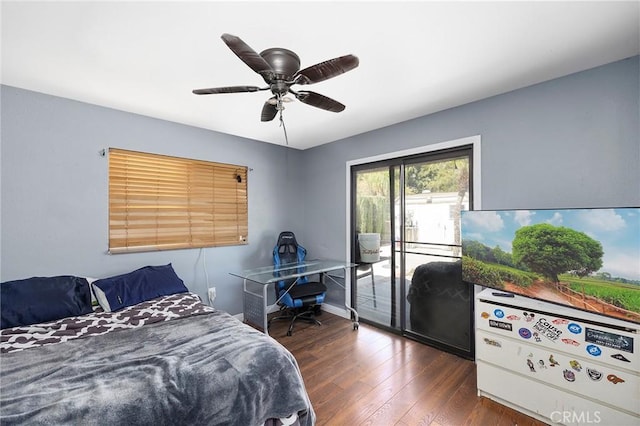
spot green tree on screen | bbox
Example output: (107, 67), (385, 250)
(511, 223), (603, 283)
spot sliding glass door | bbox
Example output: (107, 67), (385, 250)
(351, 145), (474, 357)
(352, 165), (394, 327)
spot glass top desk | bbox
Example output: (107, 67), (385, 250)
(230, 259), (358, 335)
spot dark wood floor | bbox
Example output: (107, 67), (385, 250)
(270, 312), (549, 426)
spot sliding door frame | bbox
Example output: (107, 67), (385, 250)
(344, 135), (482, 325)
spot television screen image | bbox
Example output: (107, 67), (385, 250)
(461, 207), (640, 324)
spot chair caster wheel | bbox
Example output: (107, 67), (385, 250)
(353, 322), (359, 330)
(286, 331), (292, 336)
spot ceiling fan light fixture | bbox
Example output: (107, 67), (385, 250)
(267, 96), (293, 105)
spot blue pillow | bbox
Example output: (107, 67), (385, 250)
(92, 264), (188, 312)
(1, 276), (93, 329)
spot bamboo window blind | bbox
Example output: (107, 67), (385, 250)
(108, 148), (248, 253)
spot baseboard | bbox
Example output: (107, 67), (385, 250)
(266, 304), (281, 314)
(320, 303), (351, 319)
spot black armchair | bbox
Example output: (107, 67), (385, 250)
(406, 260), (472, 355)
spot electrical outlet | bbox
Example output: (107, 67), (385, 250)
(208, 287), (216, 304)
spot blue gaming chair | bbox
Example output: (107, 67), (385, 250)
(269, 231), (327, 336)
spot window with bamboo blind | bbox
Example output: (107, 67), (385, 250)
(108, 148), (248, 253)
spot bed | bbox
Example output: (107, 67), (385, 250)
(0, 265), (315, 425)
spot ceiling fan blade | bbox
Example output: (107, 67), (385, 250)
(294, 54), (359, 85)
(221, 33), (274, 79)
(192, 86), (265, 95)
(293, 90), (346, 112)
(261, 99), (278, 122)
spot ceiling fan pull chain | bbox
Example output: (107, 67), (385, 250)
(279, 110), (289, 146)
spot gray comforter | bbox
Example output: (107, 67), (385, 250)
(0, 309), (314, 425)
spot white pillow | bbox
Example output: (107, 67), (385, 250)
(90, 283), (112, 312)
(83, 277), (100, 309)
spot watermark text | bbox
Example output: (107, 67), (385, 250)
(550, 410), (601, 424)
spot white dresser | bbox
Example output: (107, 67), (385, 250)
(475, 288), (639, 425)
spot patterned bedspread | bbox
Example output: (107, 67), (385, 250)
(0, 293), (315, 425)
(1, 292), (214, 353)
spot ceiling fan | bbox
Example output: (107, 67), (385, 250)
(192, 33), (359, 123)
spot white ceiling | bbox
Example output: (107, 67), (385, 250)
(2, 1), (639, 150)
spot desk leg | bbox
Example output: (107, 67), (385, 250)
(243, 278), (269, 336)
(263, 284), (269, 336)
(345, 304), (359, 330)
(323, 269), (359, 331)
(344, 266), (359, 330)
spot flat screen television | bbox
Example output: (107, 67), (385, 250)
(461, 207), (640, 324)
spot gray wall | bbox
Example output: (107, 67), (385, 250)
(2, 56), (638, 314)
(299, 56), (640, 305)
(0, 86), (305, 314)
